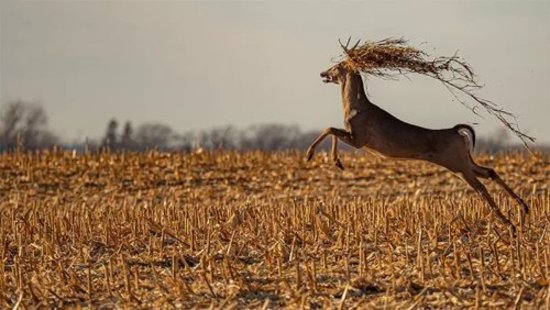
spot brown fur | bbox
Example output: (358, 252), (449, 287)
(308, 63), (529, 233)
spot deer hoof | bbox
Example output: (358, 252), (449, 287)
(335, 159), (345, 170)
(507, 222), (517, 238)
(519, 199), (529, 214)
(305, 149), (314, 162)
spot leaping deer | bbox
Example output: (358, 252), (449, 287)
(306, 43), (529, 232)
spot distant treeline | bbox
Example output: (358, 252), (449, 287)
(96, 118), (326, 152)
(0, 101), (545, 154)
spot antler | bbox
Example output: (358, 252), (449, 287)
(338, 37), (351, 54)
(338, 37), (361, 55)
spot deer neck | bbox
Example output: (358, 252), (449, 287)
(340, 73), (370, 116)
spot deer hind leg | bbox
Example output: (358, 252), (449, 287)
(471, 164), (530, 214)
(306, 127), (354, 168)
(462, 172), (516, 233)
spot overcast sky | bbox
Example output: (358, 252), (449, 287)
(1, 1), (549, 145)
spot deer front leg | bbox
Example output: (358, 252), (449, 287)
(306, 127), (354, 168)
(331, 136), (344, 170)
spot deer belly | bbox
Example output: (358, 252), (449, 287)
(363, 130), (436, 160)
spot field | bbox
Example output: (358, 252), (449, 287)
(0, 150), (548, 309)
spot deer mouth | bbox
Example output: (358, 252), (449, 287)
(320, 73), (332, 83)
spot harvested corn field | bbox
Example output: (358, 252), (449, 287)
(0, 150), (548, 308)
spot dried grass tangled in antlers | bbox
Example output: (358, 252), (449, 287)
(339, 38), (535, 149)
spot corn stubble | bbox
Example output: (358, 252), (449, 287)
(0, 150), (548, 308)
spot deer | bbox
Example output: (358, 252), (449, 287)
(305, 43), (530, 233)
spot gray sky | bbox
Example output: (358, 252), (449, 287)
(1, 1), (549, 145)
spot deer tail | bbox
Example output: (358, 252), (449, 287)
(455, 124), (476, 154)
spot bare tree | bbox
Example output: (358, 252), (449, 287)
(135, 123), (176, 150)
(120, 121), (138, 150)
(178, 131), (197, 151)
(476, 128), (511, 154)
(102, 118), (119, 150)
(199, 126), (239, 150)
(0, 101), (58, 150)
(241, 124), (301, 151)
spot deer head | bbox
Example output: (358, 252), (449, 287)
(320, 38), (361, 84)
(320, 63), (347, 84)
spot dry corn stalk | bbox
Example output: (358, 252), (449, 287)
(338, 37), (535, 149)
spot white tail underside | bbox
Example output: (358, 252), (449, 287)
(458, 128), (474, 154)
